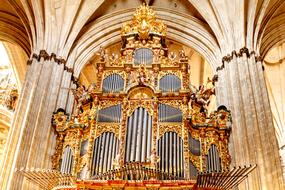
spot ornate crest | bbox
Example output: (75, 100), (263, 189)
(121, 4), (167, 39)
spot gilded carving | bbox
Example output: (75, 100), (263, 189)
(50, 4), (232, 185)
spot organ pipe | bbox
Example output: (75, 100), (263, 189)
(91, 132), (120, 176)
(159, 74), (181, 92)
(157, 132), (184, 178)
(60, 146), (73, 174)
(125, 107), (152, 163)
(98, 104), (122, 123)
(141, 109), (148, 161)
(102, 74), (124, 93)
(206, 144), (221, 172)
(136, 108), (143, 161)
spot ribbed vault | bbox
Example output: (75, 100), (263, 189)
(69, 8), (221, 77)
(0, 0), (285, 189)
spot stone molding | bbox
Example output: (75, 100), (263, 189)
(27, 50), (79, 85)
(216, 47), (263, 72)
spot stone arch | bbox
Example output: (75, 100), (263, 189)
(68, 8), (221, 77)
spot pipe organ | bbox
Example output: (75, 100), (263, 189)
(51, 4), (233, 189)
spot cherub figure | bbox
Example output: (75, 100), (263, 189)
(97, 46), (107, 62)
(179, 50), (188, 62)
(190, 84), (215, 114)
(168, 51), (176, 62)
(109, 53), (119, 65)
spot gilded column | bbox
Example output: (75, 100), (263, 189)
(182, 96), (190, 178)
(86, 97), (99, 178)
(150, 98), (159, 168)
(119, 97), (128, 165)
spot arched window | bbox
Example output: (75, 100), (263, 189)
(134, 48), (153, 65)
(98, 104), (121, 123)
(159, 74), (181, 92)
(91, 132), (119, 176)
(102, 73), (124, 93)
(158, 103), (182, 122)
(125, 107), (152, 162)
(157, 132), (184, 178)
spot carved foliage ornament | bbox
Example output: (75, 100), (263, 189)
(121, 4), (167, 39)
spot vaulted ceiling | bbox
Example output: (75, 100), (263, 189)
(0, 0), (284, 78)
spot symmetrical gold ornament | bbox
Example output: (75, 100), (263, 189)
(121, 4), (166, 39)
(50, 5), (232, 189)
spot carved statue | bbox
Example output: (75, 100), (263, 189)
(190, 84), (215, 114)
(98, 46), (107, 62)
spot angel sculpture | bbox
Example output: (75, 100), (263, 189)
(168, 51), (177, 62)
(179, 50), (188, 62)
(71, 85), (85, 103)
(109, 53), (119, 65)
(190, 83), (215, 113)
(97, 46), (107, 62)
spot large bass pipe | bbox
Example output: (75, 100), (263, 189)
(147, 113), (152, 159)
(130, 109), (138, 161)
(103, 133), (110, 173)
(141, 109), (147, 161)
(173, 133), (177, 175)
(135, 108), (143, 161)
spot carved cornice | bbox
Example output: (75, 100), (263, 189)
(27, 50), (79, 83)
(216, 47), (263, 72)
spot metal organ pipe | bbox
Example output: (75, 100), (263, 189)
(161, 135), (165, 172)
(141, 109), (148, 161)
(173, 133), (177, 175)
(159, 74), (181, 93)
(108, 133), (114, 170)
(99, 133), (106, 174)
(130, 109), (138, 161)
(125, 116), (133, 162)
(125, 107), (152, 163)
(147, 114), (152, 158)
(169, 132), (173, 174)
(136, 108), (143, 161)
(180, 139), (184, 178)
(157, 132), (184, 178)
(103, 133), (110, 173)
(95, 135), (102, 175)
(91, 132), (119, 177)
(102, 74), (124, 93)
(60, 148), (66, 173)
(60, 146), (73, 174)
(206, 144), (221, 172)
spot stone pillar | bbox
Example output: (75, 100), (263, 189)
(0, 51), (75, 190)
(216, 47), (284, 189)
(280, 146), (285, 182)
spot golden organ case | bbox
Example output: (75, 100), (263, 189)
(35, 5), (255, 190)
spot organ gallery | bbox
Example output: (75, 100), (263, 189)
(17, 5), (256, 190)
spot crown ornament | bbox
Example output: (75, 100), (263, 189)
(121, 4), (167, 39)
